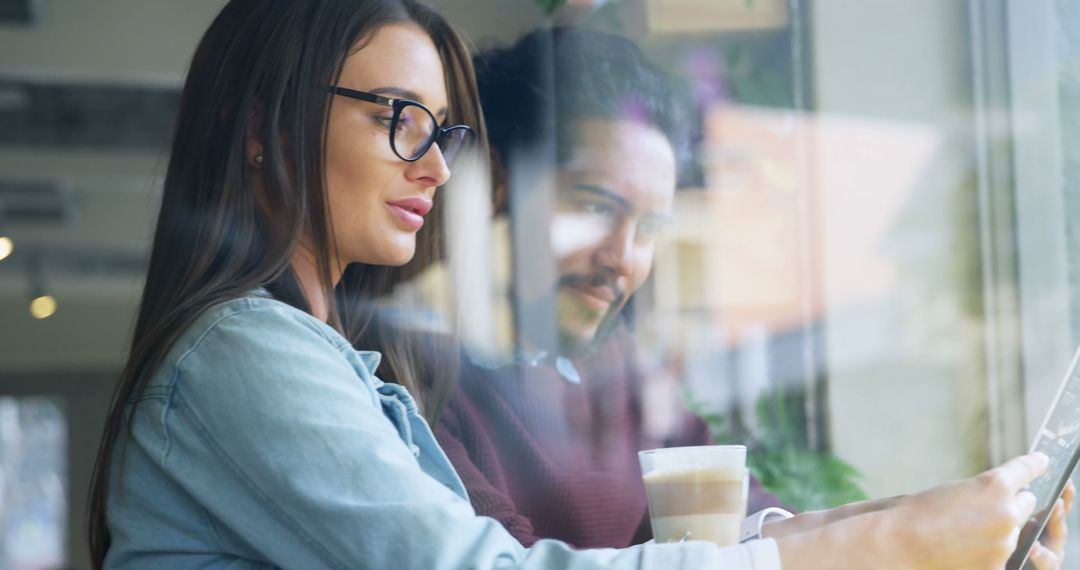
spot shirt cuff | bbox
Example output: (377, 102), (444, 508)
(714, 538), (783, 570)
(639, 538), (783, 570)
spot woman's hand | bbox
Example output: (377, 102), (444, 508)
(1030, 479), (1076, 570)
(879, 452), (1048, 570)
(774, 452), (1049, 570)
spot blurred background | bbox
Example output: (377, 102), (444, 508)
(1, 0), (1079, 567)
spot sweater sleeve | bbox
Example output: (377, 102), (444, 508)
(434, 403), (544, 546)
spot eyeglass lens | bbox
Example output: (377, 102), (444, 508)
(392, 102), (472, 165)
(437, 128), (470, 164)
(393, 103), (437, 161)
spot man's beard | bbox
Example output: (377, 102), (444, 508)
(552, 272), (626, 356)
(516, 271), (627, 357)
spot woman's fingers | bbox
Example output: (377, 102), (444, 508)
(1040, 498), (1068, 557)
(1029, 543), (1061, 570)
(993, 453), (1050, 491)
(1063, 480), (1076, 515)
(1016, 491), (1038, 523)
(1030, 496), (1070, 570)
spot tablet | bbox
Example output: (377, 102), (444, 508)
(1006, 346), (1080, 570)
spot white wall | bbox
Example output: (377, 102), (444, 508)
(432, 0), (547, 49)
(0, 0), (227, 84)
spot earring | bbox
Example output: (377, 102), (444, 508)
(252, 154), (264, 167)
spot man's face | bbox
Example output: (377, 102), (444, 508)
(550, 118), (676, 350)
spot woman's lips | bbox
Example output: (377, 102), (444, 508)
(386, 203), (424, 230)
(386, 197), (433, 231)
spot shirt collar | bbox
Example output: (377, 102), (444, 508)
(470, 349), (582, 385)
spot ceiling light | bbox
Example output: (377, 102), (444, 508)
(0, 236), (11, 261)
(26, 253), (56, 319)
(29, 294), (56, 319)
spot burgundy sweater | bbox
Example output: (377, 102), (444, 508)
(434, 333), (786, 548)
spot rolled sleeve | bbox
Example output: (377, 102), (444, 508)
(717, 539), (782, 570)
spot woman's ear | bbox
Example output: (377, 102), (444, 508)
(246, 103), (265, 168)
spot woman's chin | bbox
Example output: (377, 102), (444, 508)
(379, 245), (417, 267)
(348, 237), (417, 267)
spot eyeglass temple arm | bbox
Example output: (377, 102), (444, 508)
(328, 86), (396, 107)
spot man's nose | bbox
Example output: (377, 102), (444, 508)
(592, 221), (636, 278)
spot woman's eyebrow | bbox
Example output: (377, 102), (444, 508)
(369, 86), (420, 100)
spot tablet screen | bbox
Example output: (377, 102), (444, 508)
(1006, 347), (1080, 570)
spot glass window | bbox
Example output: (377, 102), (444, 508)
(0, 397), (66, 570)
(432, 0), (1080, 553)
(2, 0), (1079, 563)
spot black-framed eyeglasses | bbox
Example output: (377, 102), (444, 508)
(330, 86), (474, 166)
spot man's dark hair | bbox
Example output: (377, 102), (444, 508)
(474, 26), (689, 170)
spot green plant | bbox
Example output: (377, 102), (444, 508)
(533, 0), (567, 16)
(689, 389), (869, 512)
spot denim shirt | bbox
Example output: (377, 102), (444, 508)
(104, 293), (782, 570)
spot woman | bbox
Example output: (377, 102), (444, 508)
(88, 0), (1066, 568)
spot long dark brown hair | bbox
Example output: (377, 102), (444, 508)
(86, 0), (484, 566)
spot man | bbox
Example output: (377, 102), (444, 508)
(434, 27), (786, 549)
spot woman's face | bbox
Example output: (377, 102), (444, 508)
(323, 23), (452, 268)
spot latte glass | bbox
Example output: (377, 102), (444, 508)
(639, 445), (749, 546)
